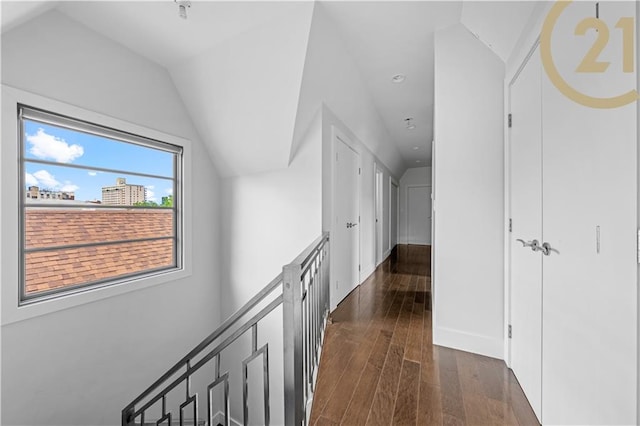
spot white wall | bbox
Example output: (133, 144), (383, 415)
(219, 108), (322, 425)
(1, 11), (221, 425)
(433, 23), (505, 359)
(399, 167), (432, 244)
(292, 4), (401, 309)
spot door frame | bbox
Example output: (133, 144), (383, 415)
(406, 184), (431, 245)
(389, 177), (399, 253)
(504, 37), (541, 367)
(330, 125), (361, 309)
(375, 165), (384, 266)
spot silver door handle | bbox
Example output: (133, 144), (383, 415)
(346, 222), (358, 228)
(541, 242), (559, 256)
(516, 238), (541, 251)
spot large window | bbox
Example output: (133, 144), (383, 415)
(19, 106), (183, 304)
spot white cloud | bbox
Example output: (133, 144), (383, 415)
(33, 170), (60, 188)
(29, 170), (79, 193)
(165, 187), (173, 195)
(146, 186), (156, 202)
(61, 182), (79, 192)
(25, 173), (38, 186)
(27, 129), (84, 163)
(88, 171), (97, 176)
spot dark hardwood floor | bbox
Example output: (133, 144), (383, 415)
(309, 245), (539, 426)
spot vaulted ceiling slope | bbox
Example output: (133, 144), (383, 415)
(320, 1), (462, 168)
(291, 2), (406, 178)
(57, 1), (314, 178)
(461, 1), (538, 62)
(2, 1), (538, 177)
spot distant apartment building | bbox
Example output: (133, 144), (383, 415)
(101, 177), (146, 206)
(26, 186), (75, 201)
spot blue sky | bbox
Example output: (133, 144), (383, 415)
(23, 120), (175, 202)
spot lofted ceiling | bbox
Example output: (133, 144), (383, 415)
(2, 1), (536, 177)
(461, 1), (538, 62)
(321, 1), (462, 167)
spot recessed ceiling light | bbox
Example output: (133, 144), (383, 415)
(404, 118), (416, 130)
(413, 146), (419, 150)
(392, 74), (406, 83)
(175, 0), (191, 19)
(416, 160), (422, 163)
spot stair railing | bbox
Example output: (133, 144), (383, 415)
(122, 233), (330, 426)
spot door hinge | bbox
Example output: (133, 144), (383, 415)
(358, 265), (361, 272)
(508, 113), (512, 128)
(508, 325), (512, 339)
(359, 168), (361, 175)
(509, 218), (512, 233)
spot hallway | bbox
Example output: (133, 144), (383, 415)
(310, 245), (538, 425)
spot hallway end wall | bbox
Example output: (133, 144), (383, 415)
(399, 167), (432, 245)
(433, 23), (505, 359)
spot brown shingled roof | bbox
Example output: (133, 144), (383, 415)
(25, 209), (175, 295)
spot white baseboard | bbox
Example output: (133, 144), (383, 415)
(433, 326), (504, 359)
(383, 249), (392, 260)
(211, 411), (242, 426)
(360, 264), (376, 282)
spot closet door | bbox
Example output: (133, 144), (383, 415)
(541, 2), (637, 424)
(509, 47), (542, 422)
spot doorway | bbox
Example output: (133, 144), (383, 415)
(375, 166), (384, 266)
(390, 180), (398, 251)
(508, 6), (637, 422)
(508, 45), (542, 421)
(333, 130), (360, 306)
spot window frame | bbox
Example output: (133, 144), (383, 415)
(2, 85), (193, 324)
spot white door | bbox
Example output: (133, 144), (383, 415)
(407, 186), (431, 245)
(375, 168), (384, 265)
(390, 181), (398, 249)
(509, 47), (542, 421)
(335, 135), (360, 304)
(541, 3), (637, 423)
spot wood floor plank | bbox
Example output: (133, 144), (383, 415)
(392, 359), (420, 425)
(486, 397), (520, 425)
(340, 362), (382, 425)
(366, 344), (404, 426)
(390, 279), (416, 347)
(320, 330), (379, 423)
(308, 245), (539, 426)
(417, 381), (443, 426)
(404, 298), (424, 362)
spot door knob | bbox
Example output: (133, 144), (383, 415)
(541, 242), (559, 256)
(516, 238), (541, 252)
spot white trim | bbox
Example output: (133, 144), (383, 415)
(211, 411), (242, 426)
(433, 326), (504, 359)
(1, 85), (193, 325)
